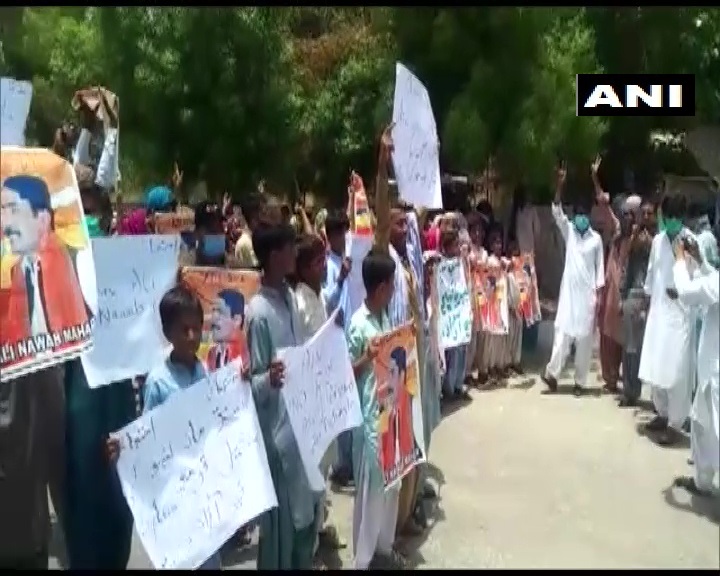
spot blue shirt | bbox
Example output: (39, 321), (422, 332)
(141, 355), (221, 570)
(346, 303), (392, 491)
(143, 355), (208, 413)
(322, 250), (350, 328)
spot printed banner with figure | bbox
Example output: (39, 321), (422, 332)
(0, 147), (97, 382)
(278, 311), (363, 492)
(180, 266), (260, 372)
(476, 263), (509, 335)
(434, 257), (473, 349)
(81, 235), (181, 388)
(374, 323), (425, 490)
(153, 209), (196, 256)
(113, 360), (278, 570)
(351, 172), (373, 236)
(511, 253), (542, 327)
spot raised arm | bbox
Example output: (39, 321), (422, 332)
(590, 154), (619, 238)
(672, 244), (719, 308)
(551, 161), (570, 241)
(373, 124), (394, 255)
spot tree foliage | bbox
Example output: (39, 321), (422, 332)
(0, 7), (717, 202)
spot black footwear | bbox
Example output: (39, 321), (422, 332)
(330, 469), (352, 488)
(687, 457), (695, 466)
(413, 501), (428, 529)
(422, 483), (437, 500)
(657, 428), (679, 446)
(618, 397), (637, 408)
(541, 373), (558, 392)
(674, 475), (711, 497)
(573, 383), (583, 397)
(645, 415), (668, 432)
(460, 388), (473, 401)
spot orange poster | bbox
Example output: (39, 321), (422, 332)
(0, 147), (95, 382)
(475, 263), (509, 335)
(373, 322), (425, 490)
(180, 266), (260, 372)
(351, 172), (373, 237)
(511, 252), (542, 327)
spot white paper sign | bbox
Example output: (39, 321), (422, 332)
(81, 235), (180, 388)
(391, 62), (443, 210)
(346, 233), (374, 319)
(1, 77), (33, 146)
(435, 257), (472, 349)
(278, 312), (362, 491)
(114, 360), (277, 569)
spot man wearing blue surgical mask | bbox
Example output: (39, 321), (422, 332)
(542, 161), (605, 397)
(194, 200), (227, 266)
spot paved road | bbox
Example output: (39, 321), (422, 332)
(49, 347), (720, 570)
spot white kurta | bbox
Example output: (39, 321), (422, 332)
(638, 231), (697, 395)
(551, 203), (605, 338)
(673, 261), (719, 485)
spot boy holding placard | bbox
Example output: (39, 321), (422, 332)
(245, 222), (322, 570)
(106, 285), (224, 570)
(346, 249), (406, 570)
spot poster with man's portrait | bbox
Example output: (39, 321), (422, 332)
(511, 252), (542, 327)
(373, 322), (425, 490)
(180, 266), (260, 373)
(0, 147), (97, 382)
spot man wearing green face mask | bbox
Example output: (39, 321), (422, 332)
(542, 162), (605, 397)
(639, 195), (699, 445)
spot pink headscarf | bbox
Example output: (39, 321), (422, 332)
(117, 208), (148, 236)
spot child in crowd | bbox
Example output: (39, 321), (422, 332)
(480, 227), (511, 384)
(465, 211), (488, 385)
(347, 249), (406, 570)
(439, 228), (471, 400)
(293, 233), (345, 554)
(505, 240), (524, 375)
(106, 285), (223, 570)
(245, 223), (322, 570)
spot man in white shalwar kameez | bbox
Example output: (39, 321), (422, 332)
(542, 164), (605, 396)
(671, 233), (719, 495)
(639, 196), (697, 444)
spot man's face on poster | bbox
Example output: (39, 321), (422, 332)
(1, 186), (48, 256)
(210, 297), (240, 342)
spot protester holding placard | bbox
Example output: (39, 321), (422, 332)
(437, 227), (471, 400)
(107, 284), (225, 569)
(465, 212), (489, 385)
(346, 249), (406, 570)
(293, 233), (346, 555)
(245, 222), (322, 570)
(322, 209), (355, 488)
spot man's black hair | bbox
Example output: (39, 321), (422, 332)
(252, 222), (296, 270)
(240, 193), (267, 224)
(362, 249), (396, 294)
(325, 209), (350, 237)
(686, 201), (706, 220)
(158, 285), (204, 340)
(663, 195), (687, 219)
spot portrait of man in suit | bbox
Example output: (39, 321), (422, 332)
(206, 288), (249, 371)
(0, 174), (89, 351)
(380, 346), (418, 479)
